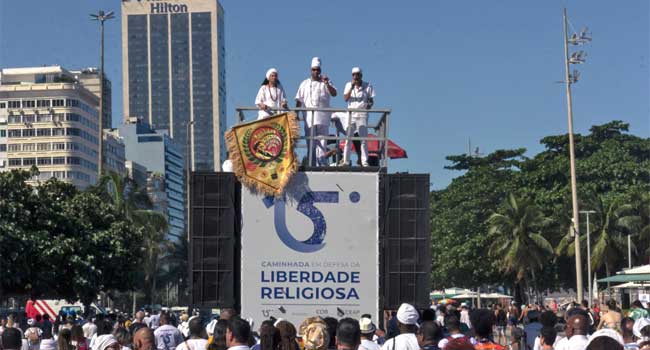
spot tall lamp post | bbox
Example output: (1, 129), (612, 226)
(580, 210), (596, 305)
(562, 8), (591, 302)
(90, 10), (115, 176)
(186, 120), (194, 243)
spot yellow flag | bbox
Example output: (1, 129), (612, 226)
(225, 112), (300, 196)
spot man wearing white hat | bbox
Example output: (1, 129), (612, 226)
(380, 303), (420, 350)
(295, 57), (337, 166)
(342, 67), (374, 167)
(358, 317), (380, 350)
(255, 68), (288, 120)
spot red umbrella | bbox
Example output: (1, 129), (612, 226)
(338, 134), (407, 159)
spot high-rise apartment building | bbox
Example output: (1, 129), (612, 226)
(71, 68), (112, 129)
(0, 66), (124, 189)
(121, 0), (226, 171)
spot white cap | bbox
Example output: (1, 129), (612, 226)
(311, 57), (321, 68)
(396, 303), (419, 326)
(633, 317), (650, 338)
(352, 67), (362, 74)
(588, 329), (624, 345)
(359, 317), (376, 334)
(92, 335), (119, 350)
(266, 68), (278, 80)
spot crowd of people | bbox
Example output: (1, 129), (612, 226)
(2, 299), (650, 350)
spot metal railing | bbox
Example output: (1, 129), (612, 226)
(235, 107), (392, 169)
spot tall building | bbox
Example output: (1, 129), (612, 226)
(0, 66), (124, 189)
(71, 68), (112, 129)
(118, 117), (185, 240)
(121, 0), (226, 171)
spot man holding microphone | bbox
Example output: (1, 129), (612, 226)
(342, 67), (375, 167)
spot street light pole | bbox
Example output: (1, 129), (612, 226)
(563, 8), (583, 303)
(90, 10), (114, 177)
(186, 120), (194, 243)
(580, 210), (596, 306)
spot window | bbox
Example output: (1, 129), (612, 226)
(52, 142), (65, 150)
(38, 157), (52, 166)
(8, 130), (22, 137)
(0, 102), (6, 108)
(52, 171), (66, 179)
(8, 144), (20, 152)
(66, 128), (80, 136)
(52, 157), (65, 165)
(0, 130), (5, 137)
(53, 113), (65, 122)
(8, 115), (21, 124)
(52, 99), (65, 107)
(22, 129), (35, 137)
(37, 99), (51, 107)
(65, 99), (79, 107)
(8, 158), (21, 166)
(67, 157), (80, 165)
(22, 144), (35, 151)
(22, 100), (35, 108)
(37, 143), (51, 151)
(52, 128), (65, 136)
(22, 115), (35, 123)
(138, 135), (163, 142)
(37, 129), (52, 137)
(0, 144), (5, 152)
(66, 113), (80, 122)
(37, 114), (52, 122)
(8, 101), (21, 108)
(22, 158), (36, 166)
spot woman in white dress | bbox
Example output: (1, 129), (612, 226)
(255, 68), (288, 120)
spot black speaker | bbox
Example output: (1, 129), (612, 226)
(379, 173), (431, 310)
(189, 172), (240, 308)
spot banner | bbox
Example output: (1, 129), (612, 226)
(225, 112), (300, 196)
(241, 172), (379, 327)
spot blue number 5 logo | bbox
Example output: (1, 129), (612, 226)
(263, 191), (339, 253)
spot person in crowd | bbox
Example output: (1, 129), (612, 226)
(113, 328), (132, 350)
(507, 328), (524, 350)
(175, 317), (207, 350)
(438, 313), (474, 349)
(225, 318), (251, 350)
(59, 328), (75, 350)
(381, 303), (420, 350)
(323, 318), (337, 350)
(92, 335), (122, 350)
(620, 317), (637, 349)
(251, 321), (278, 350)
(220, 310), (237, 322)
(255, 68), (288, 119)
(84, 318), (98, 340)
(207, 320), (229, 350)
(537, 327), (556, 350)
(598, 300), (622, 331)
(25, 318), (43, 350)
(386, 312), (399, 340)
(443, 338), (475, 350)
(416, 321), (441, 350)
(340, 66), (374, 167)
(333, 318), (359, 350)
(458, 305), (471, 331)
(129, 313), (146, 336)
(631, 301), (649, 321)
(72, 324), (90, 350)
(295, 56), (338, 166)
(176, 314), (190, 339)
(508, 302), (520, 332)
(495, 305), (507, 346)
(470, 309), (504, 350)
(133, 328), (155, 350)
(634, 318), (650, 345)
(6, 314), (24, 338)
(523, 310), (542, 350)
(554, 314), (589, 350)
(40, 329), (58, 350)
(532, 311), (561, 350)
(299, 317), (329, 350)
(154, 313), (183, 350)
(359, 317), (381, 350)
(2, 327), (23, 350)
(275, 321), (299, 350)
(585, 329), (625, 350)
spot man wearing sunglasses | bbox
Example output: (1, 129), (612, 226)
(342, 67), (374, 167)
(296, 57), (338, 166)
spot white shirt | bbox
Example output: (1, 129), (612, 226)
(83, 322), (97, 339)
(295, 78), (335, 126)
(438, 334), (477, 349)
(533, 335), (563, 350)
(227, 346), (250, 350)
(154, 325), (184, 350)
(255, 84), (287, 119)
(460, 310), (471, 329)
(175, 338), (208, 350)
(359, 339), (381, 350)
(380, 333), (419, 350)
(344, 81), (375, 123)
(555, 335), (589, 350)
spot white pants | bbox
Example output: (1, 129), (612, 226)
(343, 122), (368, 165)
(305, 124), (329, 166)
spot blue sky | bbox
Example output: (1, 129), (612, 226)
(1, 1), (647, 188)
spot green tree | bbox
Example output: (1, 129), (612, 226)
(486, 194), (554, 303)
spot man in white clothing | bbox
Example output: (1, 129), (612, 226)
(342, 67), (374, 167)
(380, 303), (420, 350)
(554, 314), (589, 350)
(358, 317), (380, 350)
(175, 318), (207, 350)
(295, 57), (337, 166)
(154, 314), (183, 350)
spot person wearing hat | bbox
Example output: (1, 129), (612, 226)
(295, 57), (338, 166)
(341, 67), (374, 167)
(380, 303), (420, 350)
(358, 318), (380, 350)
(92, 334), (121, 350)
(255, 68), (288, 120)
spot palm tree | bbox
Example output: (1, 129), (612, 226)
(620, 192), (650, 263)
(487, 194), (554, 303)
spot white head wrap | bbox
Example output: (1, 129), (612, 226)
(206, 319), (217, 336)
(634, 317), (650, 338)
(396, 303), (419, 326)
(92, 334), (118, 350)
(351, 67), (362, 74)
(587, 328), (624, 345)
(266, 68), (278, 80)
(311, 57), (321, 68)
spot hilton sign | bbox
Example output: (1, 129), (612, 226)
(150, 2), (188, 13)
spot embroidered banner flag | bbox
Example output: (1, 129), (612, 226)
(225, 112), (300, 196)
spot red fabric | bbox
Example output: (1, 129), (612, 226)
(26, 300), (40, 319)
(338, 134), (407, 159)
